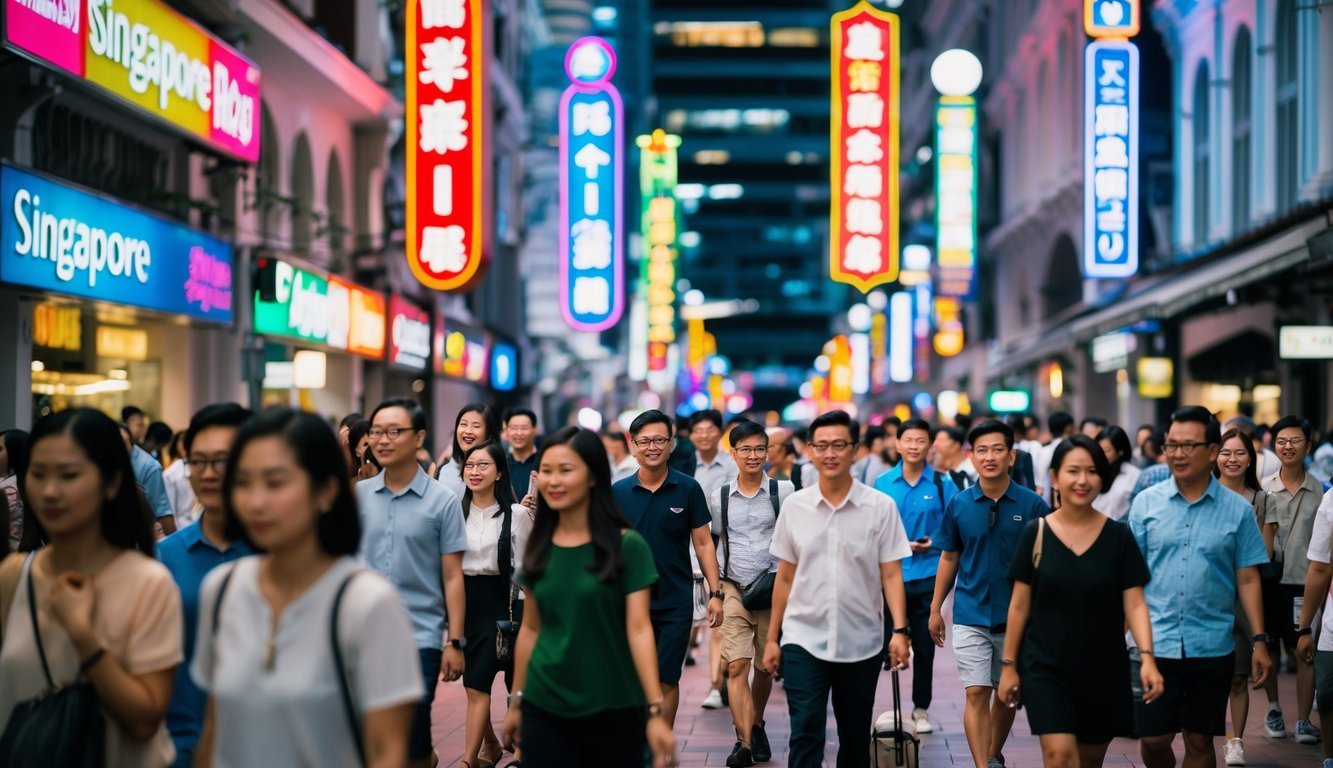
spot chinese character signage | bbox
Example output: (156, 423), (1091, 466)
(559, 37), (623, 331)
(637, 130), (681, 373)
(388, 294), (431, 370)
(935, 100), (977, 298)
(0, 165), (234, 323)
(253, 256), (384, 358)
(830, 1), (899, 292)
(406, 0), (488, 291)
(1085, 0), (1139, 38)
(2, 0), (261, 163)
(1083, 40), (1139, 278)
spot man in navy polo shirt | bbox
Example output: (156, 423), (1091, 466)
(930, 419), (1048, 768)
(613, 409), (724, 728)
(157, 403), (254, 768)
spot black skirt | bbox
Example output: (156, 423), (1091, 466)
(463, 574), (524, 692)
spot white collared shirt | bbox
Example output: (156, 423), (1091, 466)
(694, 451), (739, 500)
(770, 480), (911, 663)
(610, 454), (640, 484)
(462, 502), (534, 580)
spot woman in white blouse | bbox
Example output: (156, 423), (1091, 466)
(1092, 426), (1141, 520)
(435, 404), (501, 497)
(192, 408), (423, 768)
(459, 441), (534, 768)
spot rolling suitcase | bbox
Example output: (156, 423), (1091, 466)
(870, 669), (920, 768)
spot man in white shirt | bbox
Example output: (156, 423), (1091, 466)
(1296, 488), (1333, 767)
(691, 409), (739, 498)
(601, 429), (640, 484)
(764, 409), (912, 768)
(1034, 411), (1076, 501)
(162, 454), (200, 529)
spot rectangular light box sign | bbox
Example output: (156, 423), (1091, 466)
(1083, 40), (1139, 278)
(1280, 326), (1333, 359)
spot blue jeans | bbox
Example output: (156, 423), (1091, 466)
(782, 644), (881, 768)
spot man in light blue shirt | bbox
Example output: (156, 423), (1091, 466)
(1126, 406), (1271, 768)
(119, 421), (175, 534)
(357, 398), (468, 768)
(873, 418), (957, 733)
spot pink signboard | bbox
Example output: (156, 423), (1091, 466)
(5, 0), (85, 76)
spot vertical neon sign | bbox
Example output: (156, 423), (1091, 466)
(1083, 0), (1139, 279)
(406, 0), (488, 291)
(637, 130), (681, 373)
(935, 100), (977, 298)
(559, 36), (624, 330)
(889, 291), (913, 383)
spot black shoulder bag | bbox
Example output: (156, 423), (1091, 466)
(0, 553), (106, 768)
(495, 506), (520, 662)
(721, 479), (781, 611)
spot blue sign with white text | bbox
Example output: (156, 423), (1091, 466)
(559, 84), (624, 332)
(1083, 41), (1139, 279)
(0, 165), (234, 323)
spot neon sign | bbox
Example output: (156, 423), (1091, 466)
(1083, 0), (1140, 279)
(637, 130), (681, 373)
(830, 0), (900, 292)
(559, 37), (624, 331)
(888, 291), (912, 383)
(406, 0), (488, 291)
(936, 99), (977, 298)
(1085, 0), (1140, 38)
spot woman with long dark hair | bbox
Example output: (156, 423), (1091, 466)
(347, 419), (374, 480)
(1, 429), (31, 553)
(459, 441), (533, 768)
(499, 427), (676, 767)
(436, 404), (501, 497)
(192, 408), (423, 767)
(0, 409), (179, 766)
(1092, 426), (1141, 520)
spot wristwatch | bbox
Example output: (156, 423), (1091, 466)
(1251, 633), (1273, 645)
(1297, 626), (1315, 637)
(892, 626), (911, 637)
(710, 589), (724, 601)
(448, 637), (467, 650)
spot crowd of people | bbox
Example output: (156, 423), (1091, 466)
(1, 397), (1333, 768)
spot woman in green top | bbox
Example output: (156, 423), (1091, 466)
(499, 426), (677, 767)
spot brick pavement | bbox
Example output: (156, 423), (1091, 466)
(431, 636), (1326, 767)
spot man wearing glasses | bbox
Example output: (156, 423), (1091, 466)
(357, 397), (469, 768)
(613, 409), (725, 729)
(929, 419), (1048, 768)
(1127, 406), (1271, 768)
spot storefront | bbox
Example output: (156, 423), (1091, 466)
(432, 306), (520, 436)
(0, 164), (234, 426)
(252, 254), (384, 419)
(384, 292), (433, 404)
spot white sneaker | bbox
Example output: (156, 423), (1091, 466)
(911, 708), (933, 734)
(1265, 707), (1286, 739)
(1295, 718), (1322, 744)
(701, 688), (724, 709)
(1223, 737), (1245, 766)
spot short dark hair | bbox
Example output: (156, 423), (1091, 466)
(1080, 416), (1108, 431)
(599, 430), (629, 449)
(629, 409), (674, 437)
(1051, 434), (1113, 491)
(504, 407), (538, 428)
(937, 426), (966, 446)
(861, 424), (887, 447)
(728, 420), (768, 447)
(1170, 405), (1222, 445)
(968, 419), (1015, 449)
(688, 409), (723, 432)
(1004, 413), (1026, 433)
(882, 415), (902, 428)
(1224, 415), (1257, 437)
(184, 403), (252, 454)
(371, 398), (428, 432)
(899, 418), (931, 438)
(1048, 411), (1074, 436)
(121, 405), (144, 423)
(809, 410), (859, 443)
(223, 407), (361, 556)
(145, 421), (172, 446)
(1271, 415), (1312, 441)
(339, 413), (363, 431)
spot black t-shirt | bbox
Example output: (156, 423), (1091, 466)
(612, 470), (711, 614)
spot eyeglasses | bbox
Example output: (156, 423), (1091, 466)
(1217, 449), (1249, 459)
(973, 445), (1009, 457)
(463, 461), (494, 471)
(1163, 441), (1208, 455)
(369, 427), (416, 440)
(734, 446), (768, 457)
(185, 457), (228, 474)
(633, 437), (671, 448)
(809, 441), (853, 454)
(988, 501), (999, 529)
(1275, 438), (1306, 448)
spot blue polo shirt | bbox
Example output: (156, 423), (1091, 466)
(157, 521), (254, 753)
(1127, 475), (1268, 659)
(874, 465), (959, 582)
(357, 466), (468, 650)
(131, 445), (173, 521)
(935, 481), (1049, 629)
(613, 469), (711, 614)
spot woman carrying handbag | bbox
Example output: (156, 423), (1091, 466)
(0, 408), (182, 768)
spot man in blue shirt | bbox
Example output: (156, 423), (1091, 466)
(931, 420), (1048, 768)
(613, 409), (723, 729)
(119, 421), (176, 534)
(157, 403), (254, 768)
(1127, 406), (1271, 768)
(357, 398), (468, 768)
(873, 418), (958, 734)
(503, 407), (539, 497)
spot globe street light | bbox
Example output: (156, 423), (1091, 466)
(930, 48), (983, 97)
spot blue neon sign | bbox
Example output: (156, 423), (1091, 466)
(0, 165), (233, 323)
(490, 341), (518, 392)
(1083, 41), (1139, 279)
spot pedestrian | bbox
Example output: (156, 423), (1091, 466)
(498, 426), (676, 767)
(930, 419), (1050, 768)
(1130, 432), (1172, 506)
(853, 424), (890, 485)
(156, 403), (254, 768)
(503, 408), (540, 498)
(358, 398), (469, 768)
(1295, 486), (1333, 768)
(1260, 415), (1324, 743)
(1004, 415), (1037, 492)
(933, 426), (977, 489)
(1034, 412), (1076, 502)
(1092, 426), (1141, 520)
(613, 409), (724, 727)
(119, 421), (177, 536)
(1312, 428), (1333, 485)
(161, 431), (199, 529)
(123, 405), (149, 445)
(762, 409), (912, 768)
(998, 435), (1163, 768)
(873, 418), (960, 733)
(1213, 427), (1277, 765)
(688, 409), (737, 712)
(1080, 417), (1108, 439)
(1, 429), (30, 553)
(338, 412), (364, 449)
(0, 408), (180, 766)
(881, 416), (902, 468)
(459, 441), (534, 768)
(766, 430), (801, 490)
(601, 429), (640, 484)
(143, 421), (173, 464)
(1134, 424), (1157, 469)
(709, 420), (792, 767)
(1226, 416), (1282, 483)
(1127, 406), (1272, 768)
(437, 404), (502, 497)
(347, 418), (375, 480)
(192, 407), (422, 766)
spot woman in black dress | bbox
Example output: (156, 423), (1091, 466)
(999, 434), (1164, 767)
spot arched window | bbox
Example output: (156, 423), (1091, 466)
(291, 133), (314, 254)
(1232, 27), (1252, 231)
(1275, 0), (1300, 212)
(258, 104), (282, 240)
(326, 150), (347, 271)
(1193, 62), (1210, 246)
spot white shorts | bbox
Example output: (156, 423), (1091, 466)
(953, 624), (1004, 689)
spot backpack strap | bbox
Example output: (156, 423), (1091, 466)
(1032, 517), (1045, 569)
(22, 552), (54, 689)
(720, 485), (731, 583)
(769, 478), (780, 518)
(331, 572), (367, 767)
(932, 470), (945, 500)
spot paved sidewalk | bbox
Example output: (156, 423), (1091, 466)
(431, 636), (1327, 767)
